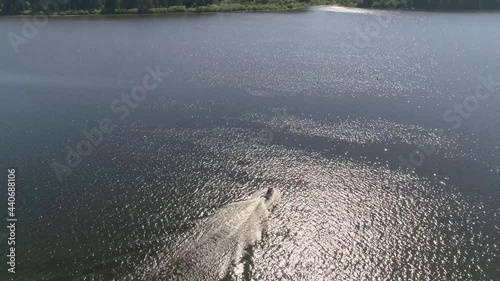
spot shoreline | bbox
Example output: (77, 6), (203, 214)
(312, 4), (500, 12)
(1, 2), (499, 17)
(0, 3), (314, 17)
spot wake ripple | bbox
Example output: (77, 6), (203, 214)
(127, 189), (280, 281)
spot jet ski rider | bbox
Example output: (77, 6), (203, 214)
(264, 187), (273, 199)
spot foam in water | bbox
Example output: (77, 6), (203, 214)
(130, 189), (280, 281)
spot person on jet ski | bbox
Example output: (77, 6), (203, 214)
(264, 187), (273, 199)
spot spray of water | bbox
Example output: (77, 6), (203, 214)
(129, 189), (280, 281)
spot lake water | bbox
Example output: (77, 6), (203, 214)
(0, 7), (499, 281)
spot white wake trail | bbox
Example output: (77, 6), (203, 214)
(131, 189), (280, 281)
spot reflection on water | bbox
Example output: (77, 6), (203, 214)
(311, 5), (389, 14)
(0, 7), (499, 281)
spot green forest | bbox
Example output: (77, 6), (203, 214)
(1, 0), (499, 15)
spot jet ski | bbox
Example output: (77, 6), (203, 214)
(246, 187), (280, 210)
(263, 187), (274, 200)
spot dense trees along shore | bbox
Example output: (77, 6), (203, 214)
(0, 0), (498, 15)
(353, 0), (500, 9)
(0, 0), (313, 15)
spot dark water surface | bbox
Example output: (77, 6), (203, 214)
(0, 7), (499, 281)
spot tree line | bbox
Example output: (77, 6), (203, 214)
(355, 0), (500, 9)
(0, 0), (312, 14)
(1, 0), (498, 15)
